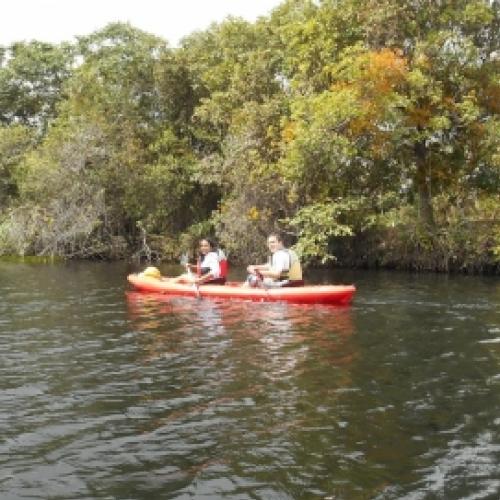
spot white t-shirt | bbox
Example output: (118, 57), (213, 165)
(270, 249), (290, 275)
(200, 251), (220, 278)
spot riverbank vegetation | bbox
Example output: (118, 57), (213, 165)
(1, 0), (498, 273)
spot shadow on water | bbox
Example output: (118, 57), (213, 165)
(0, 261), (499, 498)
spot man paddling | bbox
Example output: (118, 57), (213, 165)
(245, 233), (303, 288)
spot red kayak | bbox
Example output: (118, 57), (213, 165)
(127, 273), (356, 305)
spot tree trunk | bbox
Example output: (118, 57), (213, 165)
(414, 140), (435, 228)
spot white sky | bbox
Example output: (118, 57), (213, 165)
(1, 0), (284, 47)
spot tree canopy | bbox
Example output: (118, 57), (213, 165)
(0, 2), (498, 273)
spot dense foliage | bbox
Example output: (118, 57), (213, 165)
(0, 1), (498, 273)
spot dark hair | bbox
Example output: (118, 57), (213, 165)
(198, 237), (217, 259)
(267, 233), (283, 243)
(200, 237), (217, 250)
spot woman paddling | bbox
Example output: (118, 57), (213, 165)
(170, 238), (224, 285)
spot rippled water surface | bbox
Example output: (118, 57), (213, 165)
(1, 261), (499, 499)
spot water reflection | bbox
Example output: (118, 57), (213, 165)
(126, 291), (355, 370)
(2, 263), (499, 499)
(124, 291), (361, 497)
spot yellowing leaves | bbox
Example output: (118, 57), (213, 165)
(282, 121), (296, 143)
(407, 106), (432, 127)
(369, 134), (391, 159)
(246, 206), (273, 223)
(332, 47), (408, 97)
(349, 108), (376, 135)
(247, 206), (260, 221)
(364, 49), (408, 95)
(327, 48), (409, 136)
(414, 53), (430, 69)
(483, 82), (500, 114)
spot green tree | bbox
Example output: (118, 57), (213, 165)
(0, 41), (74, 129)
(353, 0), (499, 225)
(59, 23), (173, 239)
(182, 17), (279, 153)
(1, 122), (106, 257)
(0, 125), (36, 208)
(281, 0), (499, 227)
(208, 97), (291, 261)
(266, 0), (361, 92)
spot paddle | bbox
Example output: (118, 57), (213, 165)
(255, 270), (271, 299)
(180, 253), (201, 299)
(255, 269), (265, 285)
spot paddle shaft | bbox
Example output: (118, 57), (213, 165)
(186, 266), (201, 299)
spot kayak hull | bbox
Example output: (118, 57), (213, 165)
(127, 274), (356, 305)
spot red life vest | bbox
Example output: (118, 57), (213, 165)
(217, 248), (228, 279)
(196, 250), (228, 280)
(219, 256), (228, 279)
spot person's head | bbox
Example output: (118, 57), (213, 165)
(267, 233), (284, 253)
(199, 237), (216, 255)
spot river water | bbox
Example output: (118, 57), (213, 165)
(1, 261), (499, 499)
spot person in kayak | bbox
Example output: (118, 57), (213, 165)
(245, 233), (303, 287)
(170, 238), (224, 285)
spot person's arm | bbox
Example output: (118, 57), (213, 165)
(195, 273), (212, 284)
(195, 253), (220, 284)
(248, 263), (283, 279)
(246, 263), (270, 275)
(259, 267), (282, 279)
(259, 251), (288, 279)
